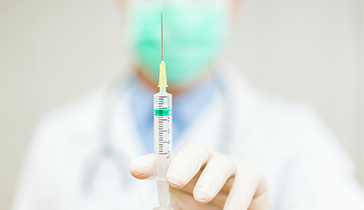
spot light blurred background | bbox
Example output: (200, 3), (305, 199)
(1, 0), (363, 209)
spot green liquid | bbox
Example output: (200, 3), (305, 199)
(154, 108), (171, 116)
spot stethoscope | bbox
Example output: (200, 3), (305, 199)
(82, 72), (234, 193)
(82, 77), (133, 192)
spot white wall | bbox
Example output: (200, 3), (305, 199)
(1, 0), (363, 209)
(230, 0), (364, 185)
(230, 0), (364, 181)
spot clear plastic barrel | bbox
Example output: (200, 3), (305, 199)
(153, 87), (172, 209)
(153, 87), (172, 180)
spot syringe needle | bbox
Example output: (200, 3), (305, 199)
(161, 13), (164, 61)
(158, 13), (167, 88)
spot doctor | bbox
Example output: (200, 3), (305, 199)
(13, 0), (364, 209)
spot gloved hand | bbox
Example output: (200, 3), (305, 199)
(129, 141), (270, 210)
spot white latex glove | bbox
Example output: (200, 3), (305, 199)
(129, 141), (270, 210)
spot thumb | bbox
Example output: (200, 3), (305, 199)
(129, 154), (156, 179)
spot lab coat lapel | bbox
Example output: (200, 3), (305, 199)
(111, 83), (146, 160)
(80, 78), (158, 209)
(174, 84), (225, 153)
(109, 80), (159, 208)
(173, 63), (253, 154)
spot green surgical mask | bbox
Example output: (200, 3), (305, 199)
(126, 0), (231, 86)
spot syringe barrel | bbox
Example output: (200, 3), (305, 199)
(153, 88), (172, 180)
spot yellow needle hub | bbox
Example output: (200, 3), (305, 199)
(158, 61), (168, 87)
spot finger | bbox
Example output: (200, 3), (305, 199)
(248, 185), (270, 210)
(224, 162), (269, 210)
(166, 141), (212, 189)
(169, 165), (232, 208)
(193, 154), (236, 204)
(129, 154), (155, 179)
(173, 168), (234, 195)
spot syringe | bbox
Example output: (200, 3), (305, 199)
(153, 14), (173, 210)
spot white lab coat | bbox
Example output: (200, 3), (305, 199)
(13, 65), (364, 210)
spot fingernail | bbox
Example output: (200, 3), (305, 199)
(129, 161), (145, 177)
(129, 163), (137, 173)
(167, 170), (182, 187)
(194, 186), (208, 202)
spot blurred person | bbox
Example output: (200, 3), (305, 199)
(12, 0), (364, 209)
